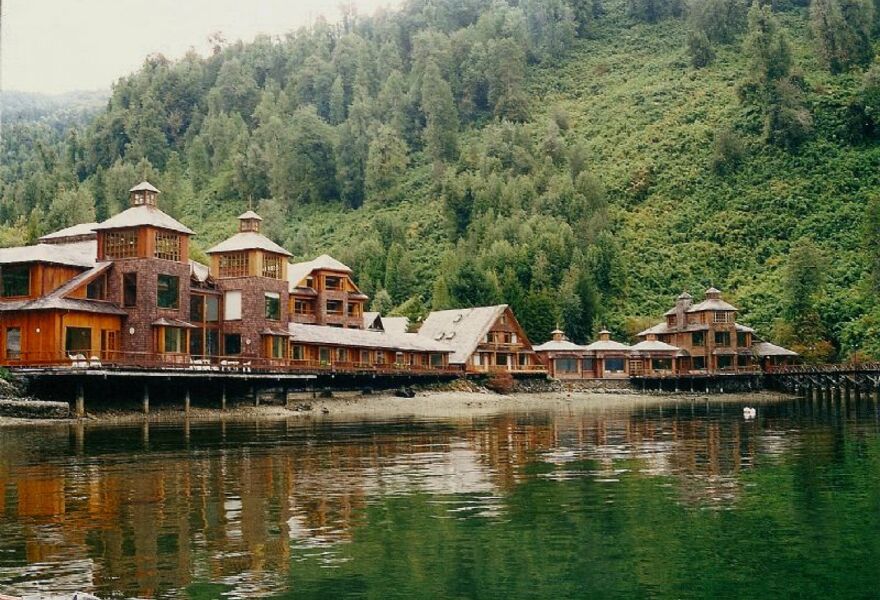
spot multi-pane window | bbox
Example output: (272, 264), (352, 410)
(265, 293), (281, 321)
(224, 334), (242, 355)
(164, 328), (184, 353)
(103, 230), (138, 259)
(262, 254), (282, 279)
(556, 358), (578, 373)
(714, 331), (731, 346)
(326, 300), (343, 315)
(157, 274), (180, 309)
(86, 274), (106, 300)
(66, 327), (91, 353)
(737, 332), (748, 347)
(154, 232), (181, 262)
(218, 252), (249, 278)
(270, 336), (285, 358)
(324, 276), (342, 290)
(652, 358), (673, 371)
(1, 265), (30, 297)
(294, 299), (315, 314)
(713, 311), (730, 323)
(692, 331), (705, 347)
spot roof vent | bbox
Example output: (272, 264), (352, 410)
(434, 333), (444, 341)
(453, 313), (463, 323)
(445, 332), (456, 340)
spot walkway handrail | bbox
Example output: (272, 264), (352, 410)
(768, 363), (880, 375)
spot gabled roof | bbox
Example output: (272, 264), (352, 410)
(289, 323), (450, 353)
(38, 222), (99, 243)
(288, 254), (353, 291)
(752, 341), (799, 357)
(0, 262), (126, 316)
(206, 231), (292, 256)
(636, 321), (710, 337)
(190, 260), (211, 282)
(417, 305), (510, 364)
(364, 311), (382, 330)
(0, 241), (96, 268)
(382, 316), (410, 336)
(93, 205), (194, 235)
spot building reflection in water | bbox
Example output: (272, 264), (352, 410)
(0, 399), (816, 598)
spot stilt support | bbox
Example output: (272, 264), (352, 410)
(221, 384), (227, 412)
(184, 387), (191, 415)
(75, 383), (85, 419)
(143, 383), (150, 415)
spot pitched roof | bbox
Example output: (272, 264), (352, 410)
(288, 254), (353, 291)
(93, 205), (194, 235)
(687, 298), (738, 313)
(38, 222), (99, 242)
(735, 323), (755, 333)
(206, 231), (292, 256)
(130, 181), (160, 193)
(0, 262), (126, 316)
(630, 340), (679, 352)
(0, 241), (96, 268)
(583, 339), (631, 352)
(533, 339), (586, 352)
(364, 311), (382, 329)
(752, 341), (799, 357)
(289, 323), (450, 353)
(382, 316), (410, 336)
(417, 305), (509, 364)
(190, 260), (210, 282)
(636, 321), (709, 337)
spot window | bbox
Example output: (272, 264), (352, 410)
(5, 328), (21, 360)
(224, 291), (242, 320)
(262, 254), (282, 279)
(265, 293), (281, 321)
(718, 355), (733, 370)
(582, 358), (595, 372)
(206, 296), (219, 322)
(1, 265), (30, 297)
(319, 347), (331, 364)
(497, 353), (510, 366)
(714, 331), (731, 346)
(738, 354), (752, 368)
(652, 358), (673, 371)
(360, 350), (371, 364)
(326, 300), (343, 315)
(164, 327), (184, 353)
(714, 311), (730, 324)
(304, 276), (315, 289)
(667, 315), (677, 327)
(604, 358), (625, 373)
(430, 353), (444, 367)
(692, 332), (705, 347)
(737, 332), (749, 347)
(65, 327), (91, 354)
(206, 330), (219, 356)
(190, 294), (205, 322)
(218, 252), (249, 278)
(123, 272), (137, 307)
(693, 356), (706, 370)
(157, 274), (179, 309)
(103, 230), (138, 259)
(190, 328), (204, 356)
(325, 276), (342, 290)
(294, 299), (315, 314)
(270, 336), (285, 358)
(375, 351), (386, 364)
(348, 303), (361, 317)
(224, 334), (241, 355)
(292, 345), (305, 361)
(154, 231), (181, 261)
(336, 348), (348, 362)
(556, 358), (578, 373)
(86, 274), (106, 300)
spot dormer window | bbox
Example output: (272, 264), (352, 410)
(713, 311), (730, 324)
(667, 315), (677, 327)
(325, 276), (342, 291)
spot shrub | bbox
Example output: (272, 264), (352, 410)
(687, 29), (715, 68)
(709, 128), (746, 174)
(486, 371), (515, 394)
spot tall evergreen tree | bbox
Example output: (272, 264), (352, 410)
(420, 61), (459, 163)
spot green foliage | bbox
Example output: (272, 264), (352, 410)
(688, 0), (748, 43)
(687, 29), (716, 67)
(810, 0), (874, 73)
(865, 194), (880, 292)
(709, 128), (746, 174)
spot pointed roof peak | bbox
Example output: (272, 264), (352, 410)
(130, 181), (160, 193)
(238, 210), (263, 221)
(677, 291), (693, 300)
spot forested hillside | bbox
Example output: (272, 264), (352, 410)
(2, 0), (880, 360)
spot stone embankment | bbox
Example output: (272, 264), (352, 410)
(0, 375), (70, 419)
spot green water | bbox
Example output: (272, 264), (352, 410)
(1, 395), (880, 599)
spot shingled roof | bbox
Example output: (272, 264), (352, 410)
(93, 205), (194, 235)
(417, 305), (509, 364)
(206, 231), (292, 256)
(289, 323), (449, 353)
(0, 241), (96, 268)
(38, 222), (99, 243)
(288, 254), (353, 291)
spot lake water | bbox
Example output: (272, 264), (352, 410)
(1, 395), (879, 599)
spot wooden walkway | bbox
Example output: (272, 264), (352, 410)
(765, 363), (880, 398)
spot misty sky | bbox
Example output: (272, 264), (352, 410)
(1, 0), (402, 95)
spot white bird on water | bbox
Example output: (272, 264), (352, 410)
(743, 407), (757, 419)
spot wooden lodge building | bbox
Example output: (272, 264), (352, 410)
(0, 182), (548, 378)
(534, 288), (798, 380)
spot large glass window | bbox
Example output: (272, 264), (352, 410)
(718, 355), (734, 370)
(206, 330), (219, 356)
(294, 299), (315, 314)
(154, 232), (181, 261)
(715, 331), (731, 346)
(164, 327), (184, 353)
(692, 331), (705, 347)
(157, 274), (180, 309)
(224, 291), (242, 320)
(5, 328), (21, 360)
(65, 327), (91, 354)
(190, 328), (204, 356)
(291, 345), (305, 361)
(218, 252), (249, 278)
(604, 357), (625, 373)
(190, 294), (205, 322)
(326, 300), (343, 315)
(86, 274), (106, 300)
(556, 358), (579, 373)
(265, 293), (281, 321)
(206, 296), (220, 322)
(262, 254), (282, 279)
(737, 332), (748, 347)
(582, 358), (595, 372)
(693, 356), (707, 370)
(1, 265), (30, 297)
(123, 272), (137, 307)
(651, 358), (673, 371)
(224, 334), (241, 355)
(324, 276), (342, 290)
(270, 336), (285, 358)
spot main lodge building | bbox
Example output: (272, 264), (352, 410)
(0, 183), (542, 376)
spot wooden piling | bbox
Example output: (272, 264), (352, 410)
(184, 387), (191, 415)
(75, 383), (85, 419)
(142, 383), (150, 415)
(252, 385), (258, 407)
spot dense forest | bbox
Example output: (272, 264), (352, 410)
(2, 0), (880, 360)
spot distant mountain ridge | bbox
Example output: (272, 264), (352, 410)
(1, 89), (108, 125)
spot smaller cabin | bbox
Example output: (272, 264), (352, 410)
(533, 329), (593, 379)
(582, 330), (631, 379)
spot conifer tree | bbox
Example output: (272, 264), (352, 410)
(420, 61), (459, 163)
